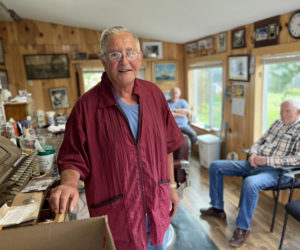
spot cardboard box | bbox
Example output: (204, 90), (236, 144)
(0, 215), (115, 250)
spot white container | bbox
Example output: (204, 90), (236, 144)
(38, 145), (56, 174)
(37, 110), (46, 127)
(197, 134), (219, 168)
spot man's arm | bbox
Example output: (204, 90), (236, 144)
(168, 153), (179, 217)
(171, 108), (190, 118)
(49, 169), (80, 214)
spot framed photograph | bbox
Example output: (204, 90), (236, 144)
(49, 87), (70, 110)
(186, 42), (197, 53)
(152, 61), (177, 83)
(232, 27), (246, 49)
(228, 55), (250, 81)
(0, 69), (8, 89)
(254, 16), (280, 48)
(218, 32), (227, 52)
(0, 38), (4, 65)
(142, 42), (163, 59)
(198, 37), (213, 50)
(24, 54), (69, 80)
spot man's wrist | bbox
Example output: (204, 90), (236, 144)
(170, 183), (177, 189)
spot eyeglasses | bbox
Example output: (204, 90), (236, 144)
(105, 51), (140, 62)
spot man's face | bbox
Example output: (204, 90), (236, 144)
(280, 102), (299, 125)
(170, 88), (181, 102)
(101, 32), (142, 87)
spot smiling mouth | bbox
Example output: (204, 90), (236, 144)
(119, 69), (132, 73)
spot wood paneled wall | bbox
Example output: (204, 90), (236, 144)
(0, 19), (184, 116)
(184, 10), (300, 159)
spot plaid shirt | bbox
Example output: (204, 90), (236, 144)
(249, 119), (300, 168)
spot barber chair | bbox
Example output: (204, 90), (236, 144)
(173, 134), (191, 190)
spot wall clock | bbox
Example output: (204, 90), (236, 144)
(288, 11), (300, 39)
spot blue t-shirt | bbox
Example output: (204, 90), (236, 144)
(168, 99), (189, 127)
(114, 93), (139, 142)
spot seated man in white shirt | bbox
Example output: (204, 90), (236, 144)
(168, 87), (197, 146)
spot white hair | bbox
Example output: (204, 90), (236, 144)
(281, 99), (300, 110)
(100, 26), (141, 55)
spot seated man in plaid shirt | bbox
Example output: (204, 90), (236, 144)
(200, 98), (300, 248)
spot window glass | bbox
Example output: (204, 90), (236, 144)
(83, 68), (104, 92)
(263, 61), (300, 132)
(192, 66), (223, 129)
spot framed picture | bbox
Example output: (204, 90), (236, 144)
(228, 55), (250, 81)
(0, 38), (4, 65)
(232, 27), (246, 49)
(0, 69), (8, 89)
(24, 54), (69, 80)
(218, 32), (227, 52)
(198, 37), (213, 50)
(152, 61), (177, 83)
(49, 87), (70, 110)
(142, 42), (163, 59)
(254, 16), (280, 48)
(185, 42), (197, 53)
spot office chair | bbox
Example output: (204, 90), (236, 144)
(279, 170), (300, 249)
(173, 134), (191, 188)
(241, 149), (300, 232)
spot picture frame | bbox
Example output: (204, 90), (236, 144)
(49, 87), (70, 110)
(185, 42), (197, 53)
(0, 69), (8, 89)
(217, 32), (227, 52)
(142, 41), (163, 59)
(231, 27), (246, 49)
(198, 37), (213, 50)
(0, 38), (4, 65)
(152, 61), (177, 84)
(254, 16), (280, 48)
(228, 55), (250, 81)
(24, 54), (69, 80)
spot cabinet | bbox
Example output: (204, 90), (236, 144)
(4, 102), (34, 122)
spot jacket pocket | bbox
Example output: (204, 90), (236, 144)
(158, 181), (171, 228)
(90, 194), (130, 242)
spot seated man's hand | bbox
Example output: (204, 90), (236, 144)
(49, 183), (79, 214)
(254, 156), (267, 166)
(248, 154), (257, 167)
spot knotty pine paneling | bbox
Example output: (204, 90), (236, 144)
(0, 19), (184, 115)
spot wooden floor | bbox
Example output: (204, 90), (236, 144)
(180, 156), (300, 250)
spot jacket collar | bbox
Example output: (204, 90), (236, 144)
(98, 72), (142, 109)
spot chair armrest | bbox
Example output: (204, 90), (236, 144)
(284, 170), (300, 178)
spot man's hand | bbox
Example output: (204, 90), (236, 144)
(248, 154), (267, 167)
(248, 154), (257, 167)
(169, 187), (179, 217)
(49, 169), (80, 214)
(49, 183), (79, 214)
(254, 156), (267, 166)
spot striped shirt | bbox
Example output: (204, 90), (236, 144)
(250, 119), (300, 168)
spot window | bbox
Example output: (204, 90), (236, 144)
(262, 53), (300, 132)
(190, 61), (223, 129)
(82, 68), (104, 92)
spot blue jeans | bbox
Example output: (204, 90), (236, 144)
(146, 216), (170, 250)
(180, 125), (197, 146)
(209, 160), (292, 230)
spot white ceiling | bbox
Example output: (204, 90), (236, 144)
(1, 0), (300, 44)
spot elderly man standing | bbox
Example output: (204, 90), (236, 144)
(49, 26), (184, 250)
(200, 99), (300, 248)
(168, 87), (197, 146)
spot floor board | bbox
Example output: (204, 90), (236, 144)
(180, 156), (300, 250)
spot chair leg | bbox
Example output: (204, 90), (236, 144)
(270, 189), (280, 232)
(279, 212), (289, 250)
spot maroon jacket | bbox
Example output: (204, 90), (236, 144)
(58, 73), (184, 249)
